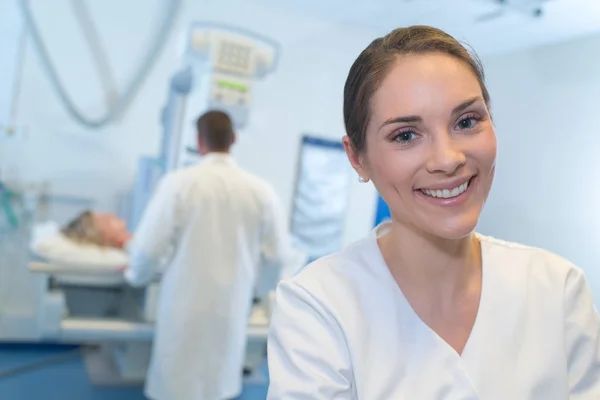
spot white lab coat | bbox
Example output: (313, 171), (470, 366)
(126, 153), (288, 400)
(267, 222), (600, 399)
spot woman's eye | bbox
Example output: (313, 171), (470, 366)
(457, 117), (478, 130)
(393, 131), (416, 143)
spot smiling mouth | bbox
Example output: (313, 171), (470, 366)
(419, 177), (475, 199)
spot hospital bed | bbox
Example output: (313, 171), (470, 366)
(27, 222), (278, 385)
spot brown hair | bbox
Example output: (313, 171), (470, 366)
(196, 110), (235, 152)
(343, 25), (491, 154)
(61, 210), (104, 246)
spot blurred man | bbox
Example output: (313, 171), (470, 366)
(125, 110), (288, 400)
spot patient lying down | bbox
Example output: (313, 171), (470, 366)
(31, 211), (131, 270)
(33, 212), (138, 316)
(61, 211), (132, 250)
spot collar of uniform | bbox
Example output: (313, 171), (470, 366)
(202, 152), (235, 164)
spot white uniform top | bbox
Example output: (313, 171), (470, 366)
(126, 153), (288, 400)
(267, 223), (600, 399)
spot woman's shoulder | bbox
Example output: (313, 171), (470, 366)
(277, 234), (383, 305)
(476, 232), (580, 280)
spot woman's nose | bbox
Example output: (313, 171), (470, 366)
(425, 133), (466, 174)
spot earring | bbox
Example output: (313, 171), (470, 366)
(358, 176), (367, 183)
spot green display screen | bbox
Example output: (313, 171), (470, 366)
(217, 80), (248, 92)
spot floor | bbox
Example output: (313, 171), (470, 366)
(0, 343), (269, 399)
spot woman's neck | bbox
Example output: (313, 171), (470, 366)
(378, 221), (481, 301)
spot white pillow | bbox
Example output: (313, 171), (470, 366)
(30, 221), (129, 269)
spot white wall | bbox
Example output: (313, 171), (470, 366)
(478, 34), (600, 302)
(0, 0), (378, 245)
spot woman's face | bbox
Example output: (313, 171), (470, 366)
(345, 52), (497, 240)
(93, 213), (131, 248)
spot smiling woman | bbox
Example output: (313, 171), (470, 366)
(347, 48), (497, 241)
(266, 25), (600, 399)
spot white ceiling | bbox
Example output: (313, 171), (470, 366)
(265, 0), (600, 56)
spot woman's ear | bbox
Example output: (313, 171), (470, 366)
(342, 136), (370, 182)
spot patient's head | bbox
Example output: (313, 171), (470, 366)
(62, 211), (131, 249)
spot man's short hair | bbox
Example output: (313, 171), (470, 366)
(196, 110), (235, 152)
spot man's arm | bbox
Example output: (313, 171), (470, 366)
(125, 174), (181, 287)
(253, 186), (292, 301)
(260, 186), (290, 272)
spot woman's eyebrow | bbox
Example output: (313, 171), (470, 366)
(452, 96), (483, 115)
(379, 96), (484, 131)
(379, 115), (422, 131)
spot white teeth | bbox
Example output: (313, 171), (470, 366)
(421, 180), (469, 199)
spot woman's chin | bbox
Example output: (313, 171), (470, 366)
(423, 214), (480, 241)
